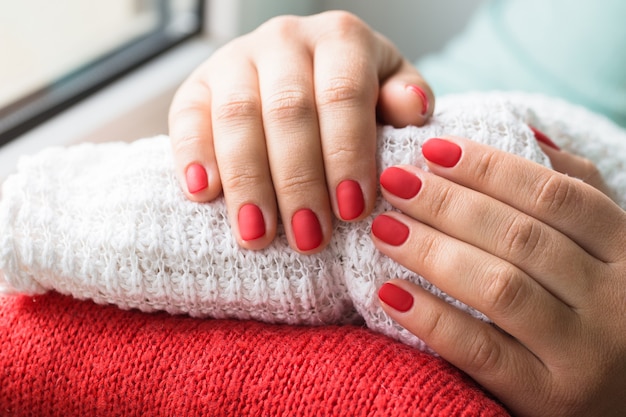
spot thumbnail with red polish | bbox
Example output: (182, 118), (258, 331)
(238, 204), (265, 241)
(371, 215), (409, 246)
(292, 209), (323, 251)
(422, 138), (462, 168)
(380, 167), (422, 199)
(406, 84), (429, 116)
(336, 179), (365, 220)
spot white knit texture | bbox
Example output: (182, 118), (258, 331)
(1, 92), (625, 351)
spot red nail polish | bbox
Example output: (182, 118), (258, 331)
(371, 215), (409, 246)
(529, 125), (560, 151)
(406, 85), (429, 116)
(336, 180), (365, 221)
(292, 209), (323, 251)
(379, 282), (414, 312)
(238, 204), (265, 241)
(422, 138), (462, 168)
(380, 167), (422, 199)
(186, 163), (208, 194)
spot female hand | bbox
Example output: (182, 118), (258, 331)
(168, 11), (434, 253)
(373, 137), (626, 416)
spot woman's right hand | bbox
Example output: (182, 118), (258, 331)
(168, 11), (434, 253)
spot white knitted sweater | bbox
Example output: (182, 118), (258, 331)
(1, 92), (625, 351)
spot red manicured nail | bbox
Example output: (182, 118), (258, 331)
(336, 180), (365, 221)
(371, 215), (409, 246)
(379, 282), (414, 312)
(380, 167), (422, 199)
(406, 85), (429, 116)
(238, 204), (265, 241)
(529, 125), (560, 151)
(186, 163), (208, 194)
(422, 138), (462, 168)
(292, 209), (323, 251)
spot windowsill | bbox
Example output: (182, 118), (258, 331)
(0, 36), (216, 183)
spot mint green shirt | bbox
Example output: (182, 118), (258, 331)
(417, 0), (626, 127)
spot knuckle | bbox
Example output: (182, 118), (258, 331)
(323, 142), (361, 165)
(170, 131), (203, 156)
(168, 98), (203, 124)
(533, 175), (576, 215)
(168, 95), (210, 133)
(465, 332), (503, 374)
(317, 76), (368, 108)
(264, 89), (314, 122)
(577, 157), (605, 187)
(428, 185), (457, 222)
(472, 151), (500, 185)
(274, 168), (322, 196)
(213, 94), (260, 124)
(577, 156), (599, 178)
(220, 166), (264, 192)
(262, 12), (367, 40)
(258, 14), (302, 38)
(413, 232), (444, 272)
(501, 215), (543, 261)
(322, 10), (367, 36)
(420, 306), (447, 342)
(483, 263), (526, 316)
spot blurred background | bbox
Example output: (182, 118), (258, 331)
(0, 0), (485, 179)
(232, 0), (485, 59)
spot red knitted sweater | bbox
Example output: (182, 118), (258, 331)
(0, 293), (510, 416)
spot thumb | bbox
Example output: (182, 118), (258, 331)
(377, 59), (435, 127)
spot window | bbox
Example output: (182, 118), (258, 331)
(0, 0), (203, 146)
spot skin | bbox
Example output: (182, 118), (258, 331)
(169, 11), (626, 416)
(169, 11), (434, 253)
(376, 137), (626, 417)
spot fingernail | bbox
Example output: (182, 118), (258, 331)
(529, 125), (560, 151)
(186, 163), (208, 194)
(371, 215), (409, 246)
(292, 209), (323, 251)
(380, 167), (422, 199)
(379, 282), (414, 312)
(336, 180), (365, 221)
(238, 204), (265, 241)
(422, 138), (462, 167)
(406, 85), (429, 116)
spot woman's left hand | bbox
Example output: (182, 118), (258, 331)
(372, 137), (626, 416)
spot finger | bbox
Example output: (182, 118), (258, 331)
(254, 23), (331, 253)
(208, 45), (278, 249)
(377, 58), (435, 127)
(377, 279), (548, 416)
(537, 143), (615, 200)
(311, 13), (381, 222)
(168, 64), (222, 202)
(420, 137), (626, 262)
(371, 212), (575, 354)
(379, 165), (604, 305)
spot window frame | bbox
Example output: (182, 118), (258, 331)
(0, 0), (204, 147)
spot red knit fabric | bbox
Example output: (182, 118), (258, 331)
(0, 293), (510, 417)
